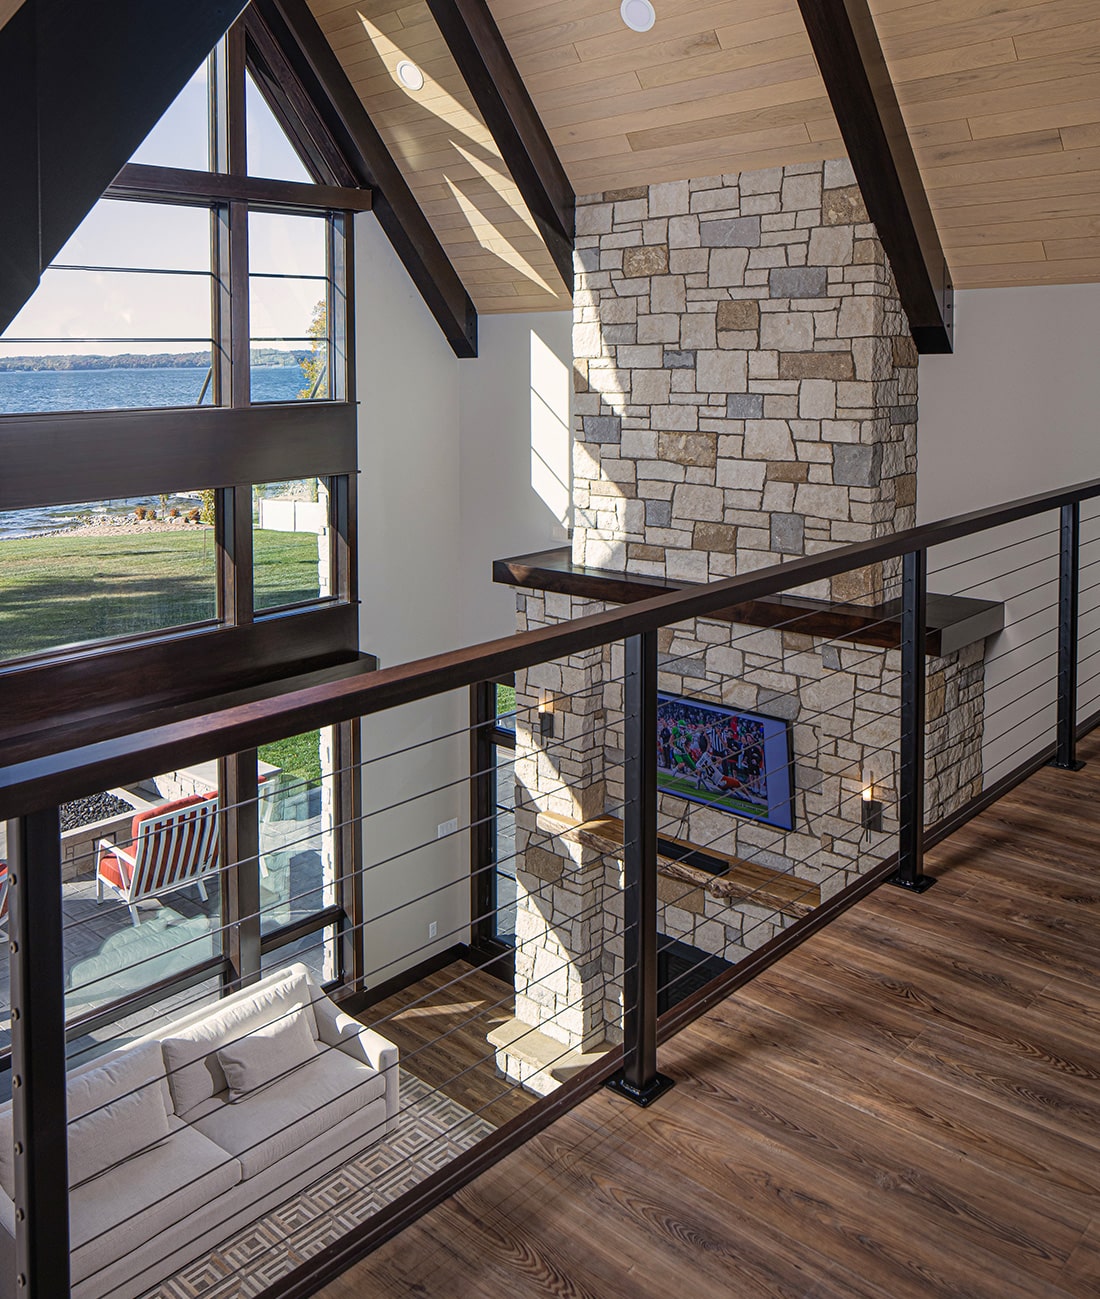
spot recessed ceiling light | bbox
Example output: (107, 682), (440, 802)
(396, 60), (425, 91)
(620, 0), (655, 32)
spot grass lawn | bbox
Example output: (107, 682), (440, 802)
(0, 527), (321, 660)
(496, 682), (516, 723)
(259, 730), (322, 785)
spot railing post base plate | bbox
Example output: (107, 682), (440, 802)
(1047, 758), (1086, 771)
(605, 1071), (675, 1108)
(885, 870), (936, 893)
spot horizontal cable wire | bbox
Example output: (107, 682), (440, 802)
(925, 524), (1056, 578)
(642, 776), (906, 933)
(980, 624), (1058, 671)
(75, 963), (627, 1288)
(61, 663), (912, 959)
(981, 695), (1058, 750)
(66, 900), (641, 1156)
(63, 794), (631, 1000)
(65, 709), (917, 1092)
(59, 669), (915, 976)
(57, 744), (628, 940)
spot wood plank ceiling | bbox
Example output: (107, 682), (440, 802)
(0, 0), (25, 32)
(308, 0), (572, 313)
(310, 0), (1100, 309)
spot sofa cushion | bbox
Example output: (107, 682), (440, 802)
(70, 1123), (240, 1287)
(0, 1039), (170, 1198)
(191, 1047), (386, 1179)
(161, 968), (320, 1117)
(217, 1009), (320, 1102)
(68, 1082), (172, 1188)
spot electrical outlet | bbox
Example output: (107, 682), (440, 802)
(437, 817), (458, 839)
(428, 921), (438, 940)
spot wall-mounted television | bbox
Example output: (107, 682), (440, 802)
(656, 692), (795, 832)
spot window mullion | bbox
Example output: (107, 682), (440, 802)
(220, 752), (262, 992)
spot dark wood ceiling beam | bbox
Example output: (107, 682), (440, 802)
(424, 0), (575, 294)
(0, 0), (251, 336)
(796, 0), (953, 354)
(253, 0), (478, 358)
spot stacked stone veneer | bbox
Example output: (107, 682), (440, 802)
(571, 157), (919, 603)
(505, 161), (985, 1066)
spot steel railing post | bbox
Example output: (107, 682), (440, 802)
(607, 630), (674, 1107)
(7, 809), (71, 1298)
(1050, 501), (1086, 771)
(888, 549), (936, 892)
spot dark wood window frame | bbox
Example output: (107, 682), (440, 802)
(469, 676), (517, 980)
(0, 15), (371, 1063)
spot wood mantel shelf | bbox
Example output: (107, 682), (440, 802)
(494, 547), (1004, 657)
(537, 810), (818, 920)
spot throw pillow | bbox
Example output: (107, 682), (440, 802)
(216, 1010), (319, 1102)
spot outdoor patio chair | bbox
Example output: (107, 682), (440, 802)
(97, 794), (220, 926)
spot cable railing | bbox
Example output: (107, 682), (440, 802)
(2, 476), (1100, 1299)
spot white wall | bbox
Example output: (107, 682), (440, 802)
(919, 284), (1100, 787)
(458, 311), (572, 645)
(355, 215), (466, 986)
(353, 214), (571, 984)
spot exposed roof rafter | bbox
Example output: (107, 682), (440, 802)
(796, 0), (954, 354)
(254, 0), (479, 357)
(424, 0), (575, 294)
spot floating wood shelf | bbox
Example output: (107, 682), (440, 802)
(537, 810), (819, 920)
(495, 548), (1004, 657)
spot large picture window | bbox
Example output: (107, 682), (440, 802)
(0, 14), (366, 1069)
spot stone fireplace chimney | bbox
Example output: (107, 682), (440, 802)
(492, 160), (983, 1093)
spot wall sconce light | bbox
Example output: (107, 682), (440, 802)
(539, 695), (556, 741)
(861, 773), (883, 834)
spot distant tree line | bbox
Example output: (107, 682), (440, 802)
(0, 348), (309, 372)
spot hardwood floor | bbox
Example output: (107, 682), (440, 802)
(361, 959), (537, 1129)
(323, 731), (1100, 1299)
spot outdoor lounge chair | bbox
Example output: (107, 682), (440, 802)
(97, 795), (220, 926)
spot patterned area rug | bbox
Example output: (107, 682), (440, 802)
(144, 1070), (495, 1299)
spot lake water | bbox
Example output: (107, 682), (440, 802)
(0, 364), (304, 414)
(0, 366), (312, 537)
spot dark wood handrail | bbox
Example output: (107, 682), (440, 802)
(3, 473), (1099, 817)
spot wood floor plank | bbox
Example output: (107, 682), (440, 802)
(792, 930), (1100, 1061)
(559, 1095), (992, 1299)
(864, 886), (1100, 985)
(1062, 1217), (1100, 1298)
(464, 1111), (894, 1299)
(323, 734), (1100, 1299)
(664, 1039), (1089, 1284)
(810, 914), (1051, 1011)
(897, 1018), (1100, 1144)
(361, 960), (538, 1128)
(696, 1000), (1100, 1213)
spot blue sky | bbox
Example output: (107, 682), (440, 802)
(1, 56), (327, 358)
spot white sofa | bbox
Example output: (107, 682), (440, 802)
(0, 964), (399, 1299)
